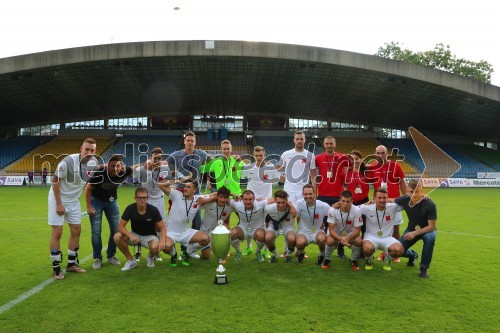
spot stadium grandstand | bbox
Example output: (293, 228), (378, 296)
(0, 40), (499, 183)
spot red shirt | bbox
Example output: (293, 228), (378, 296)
(345, 168), (372, 203)
(315, 152), (349, 197)
(370, 161), (405, 199)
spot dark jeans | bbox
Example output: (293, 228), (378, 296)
(399, 229), (437, 269)
(89, 197), (120, 260)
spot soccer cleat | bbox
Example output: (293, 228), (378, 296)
(153, 254), (163, 261)
(53, 271), (65, 280)
(297, 252), (305, 263)
(280, 251), (287, 258)
(92, 258), (102, 270)
(107, 256), (121, 266)
(263, 250), (272, 259)
(285, 255), (291, 263)
(242, 247), (254, 256)
(121, 260), (138, 271)
(419, 267), (429, 278)
(407, 252), (419, 267)
(377, 252), (386, 261)
(66, 265), (86, 273)
(350, 260), (359, 271)
(393, 257), (401, 263)
(269, 255), (277, 263)
(182, 256), (190, 267)
(383, 259), (392, 271)
(134, 252), (142, 262)
(365, 256), (374, 270)
(235, 250), (242, 261)
(169, 256), (178, 267)
(322, 259), (331, 270)
(190, 252), (201, 259)
(256, 251), (264, 262)
(146, 255), (155, 268)
(316, 254), (325, 265)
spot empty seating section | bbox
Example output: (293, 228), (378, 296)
(101, 135), (182, 166)
(440, 145), (495, 178)
(5, 136), (113, 174)
(456, 145), (500, 171)
(253, 136), (291, 161)
(0, 136), (50, 169)
(383, 139), (425, 174)
(195, 134), (247, 156)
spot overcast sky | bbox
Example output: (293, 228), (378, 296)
(1, 0), (499, 86)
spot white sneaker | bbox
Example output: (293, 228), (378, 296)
(92, 258), (102, 270)
(190, 252), (201, 259)
(107, 256), (121, 266)
(146, 256), (155, 268)
(121, 260), (138, 271)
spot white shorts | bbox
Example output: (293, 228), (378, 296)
(126, 231), (159, 248)
(168, 229), (198, 247)
(236, 225), (266, 240)
(364, 235), (401, 252)
(297, 230), (326, 244)
(267, 225), (295, 238)
(48, 199), (81, 226)
(149, 197), (166, 220)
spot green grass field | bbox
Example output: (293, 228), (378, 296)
(0, 186), (499, 332)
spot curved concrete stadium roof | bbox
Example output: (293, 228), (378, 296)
(0, 40), (499, 139)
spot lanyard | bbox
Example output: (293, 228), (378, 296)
(244, 207), (254, 223)
(376, 209), (386, 231)
(151, 168), (161, 191)
(339, 209), (350, 230)
(216, 204), (226, 220)
(326, 154), (334, 173)
(185, 197), (195, 218)
(222, 158), (231, 180)
(306, 203), (317, 224)
(354, 171), (360, 188)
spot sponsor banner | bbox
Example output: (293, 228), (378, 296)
(406, 177), (500, 188)
(4, 176), (25, 186)
(0, 176), (6, 186)
(477, 172), (500, 179)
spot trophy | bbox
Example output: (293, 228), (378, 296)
(211, 220), (230, 285)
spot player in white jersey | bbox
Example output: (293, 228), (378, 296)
(132, 147), (171, 261)
(230, 190), (295, 262)
(158, 179), (210, 267)
(264, 190), (296, 263)
(276, 130), (317, 204)
(323, 191), (363, 271)
(295, 184), (330, 264)
(199, 187), (234, 259)
(359, 187), (405, 271)
(48, 138), (97, 280)
(241, 146), (279, 258)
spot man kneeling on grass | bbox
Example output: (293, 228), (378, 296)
(114, 187), (170, 271)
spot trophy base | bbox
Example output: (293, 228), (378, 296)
(214, 274), (228, 285)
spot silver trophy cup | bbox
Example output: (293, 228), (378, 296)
(211, 220), (230, 284)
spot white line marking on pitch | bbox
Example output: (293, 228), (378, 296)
(439, 231), (500, 239)
(0, 251), (97, 315)
(0, 218), (46, 221)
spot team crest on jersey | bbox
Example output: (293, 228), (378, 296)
(314, 213), (319, 219)
(159, 176), (164, 181)
(301, 158), (306, 163)
(386, 215), (391, 221)
(193, 203), (198, 208)
(347, 220), (352, 225)
(263, 174), (269, 179)
(222, 212), (227, 217)
(286, 218), (290, 221)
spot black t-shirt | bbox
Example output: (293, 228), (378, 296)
(121, 203), (162, 236)
(88, 166), (132, 201)
(395, 195), (437, 230)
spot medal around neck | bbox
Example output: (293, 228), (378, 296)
(211, 220), (230, 285)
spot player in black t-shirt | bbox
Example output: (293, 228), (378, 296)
(114, 187), (171, 271)
(394, 180), (437, 278)
(85, 155), (132, 270)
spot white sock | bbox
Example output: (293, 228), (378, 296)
(351, 246), (361, 260)
(325, 245), (333, 260)
(256, 241), (265, 252)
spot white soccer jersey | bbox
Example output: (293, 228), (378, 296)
(49, 154), (98, 203)
(264, 202), (295, 231)
(231, 199), (267, 230)
(135, 165), (171, 200)
(165, 189), (202, 234)
(359, 203), (403, 238)
(327, 206), (363, 234)
(295, 199), (330, 234)
(242, 163), (279, 200)
(201, 200), (235, 232)
(279, 149), (316, 194)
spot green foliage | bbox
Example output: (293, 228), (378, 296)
(0, 186), (499, 332)
(376, 42), (494, 83)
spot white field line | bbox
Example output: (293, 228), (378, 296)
(0, 218), (46, 221)
(439, 231), (500, 239)
(0, 251), (97, 315)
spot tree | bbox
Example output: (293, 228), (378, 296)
(375, 42), (494, 84)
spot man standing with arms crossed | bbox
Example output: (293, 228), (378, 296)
(48, 138), (97, 280)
